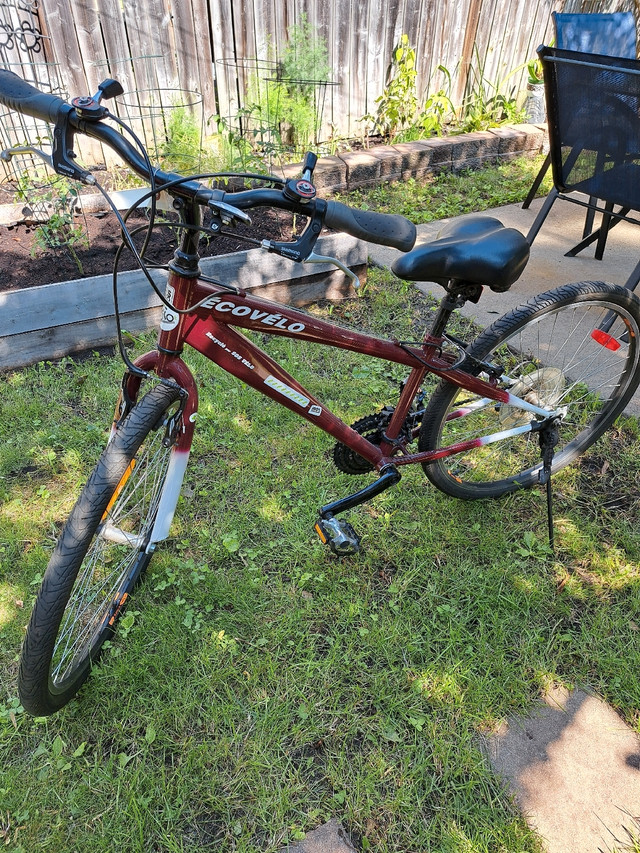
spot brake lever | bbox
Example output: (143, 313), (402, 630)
(0, 144), (53, 169)
(304, 251), (360, 289)
(261, 200), (326, 262)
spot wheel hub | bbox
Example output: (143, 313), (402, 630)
(499, 367), (566, 427)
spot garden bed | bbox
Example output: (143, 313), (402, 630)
(0, 232), (365, 371)
(0, 123), (545, 371)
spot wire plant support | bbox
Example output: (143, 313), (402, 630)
(91, 55), (205, 174)
(216, 56), (337, 169)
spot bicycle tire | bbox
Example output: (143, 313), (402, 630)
(18, 383), (183, 716)
(419, 281), (640, 499)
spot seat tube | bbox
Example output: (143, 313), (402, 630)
(157, 197), (202, 356)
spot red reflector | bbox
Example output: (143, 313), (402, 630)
(591, 329), (621, 350)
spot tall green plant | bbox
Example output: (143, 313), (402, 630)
(266, 15), (332, 153)
(373, 34), (419, 139)
(456, 47), (525, 132)
(226, 14), (333, 160)
(369, 37), (454, 141)
(277, 16), (331, 91)
(159, 105), (201, 172)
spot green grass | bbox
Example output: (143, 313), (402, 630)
(1, 165), (639, 852)
(335, 154), (553, 221)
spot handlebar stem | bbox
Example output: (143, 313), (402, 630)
(170, 196), (202, 277)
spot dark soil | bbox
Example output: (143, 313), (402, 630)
(0, 202), (301, 293)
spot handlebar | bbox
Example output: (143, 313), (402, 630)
(0, 69), (71, 123)
(0, 68), (417, 254)
(325, 200), (416, 252)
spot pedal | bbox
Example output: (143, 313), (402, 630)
(314, 516), (361, 556)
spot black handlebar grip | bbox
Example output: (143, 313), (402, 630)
(0, 69), (70, 123)
(325, 200), (416, 252)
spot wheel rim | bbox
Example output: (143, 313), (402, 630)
(430, 298), (638, 489)
(50, 414), (175, 691)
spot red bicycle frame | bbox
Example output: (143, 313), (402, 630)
(124, 266), (548, 475)
(109, 192), (553, 548)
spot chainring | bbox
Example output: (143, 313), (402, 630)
(333, 407), (400, 474)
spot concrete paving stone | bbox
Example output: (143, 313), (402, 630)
(450, 130), (502, 172)
(277, 819), (357, 853)
(483, 686), (640, 853)
(339, 150), (382, 190)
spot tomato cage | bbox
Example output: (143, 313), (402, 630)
(215, 57), (337, 169)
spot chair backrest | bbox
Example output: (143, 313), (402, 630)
(552, 11), (637, 58)
(540, 46), (640, 210)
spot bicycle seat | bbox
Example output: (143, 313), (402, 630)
(391, 216), (530, 292)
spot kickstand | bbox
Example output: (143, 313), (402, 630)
(539, 420), (560, 553)
(545, 478), (554, 553)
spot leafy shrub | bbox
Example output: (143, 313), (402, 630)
(368, 35), (454, 142)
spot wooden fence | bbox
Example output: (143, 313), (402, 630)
(0, 0), (636, 158)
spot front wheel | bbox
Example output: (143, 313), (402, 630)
(420, 282), (640, 499)
(18, 383), (184, 716)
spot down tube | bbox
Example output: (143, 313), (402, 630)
(184, 316), (386, 467)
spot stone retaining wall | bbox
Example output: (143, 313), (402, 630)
(277, 124), (547, 192)
(0, 124), (547, 226)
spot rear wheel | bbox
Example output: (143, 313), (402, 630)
(18, 383), (183, 716)
(420, 282), (640, 499)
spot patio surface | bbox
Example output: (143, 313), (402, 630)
(366, 193), (640, 325)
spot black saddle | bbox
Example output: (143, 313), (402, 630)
(391, 216), (530, 292)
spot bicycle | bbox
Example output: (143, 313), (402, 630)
(2, 70), (640, 717)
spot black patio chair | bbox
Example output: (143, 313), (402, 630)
(525, 46), (640, 278)
(522, 11), (637, 255)
(554, 11), (636, 55)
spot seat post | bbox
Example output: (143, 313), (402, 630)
(429, 281), (483, 338)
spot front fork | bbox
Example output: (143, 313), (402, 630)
(113, 204), (203, 547)
(112, 348), (198, 549)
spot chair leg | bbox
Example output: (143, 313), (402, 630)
(526, 188), (559, 246)
(522, 153), (551, 210)
(595, 201), (615, 260)
(582, 196), (597, 239)
(565, 206), (630, 258)
(623, 258), (640, 294)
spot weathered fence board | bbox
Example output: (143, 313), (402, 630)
(0, 0), (634, 157)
